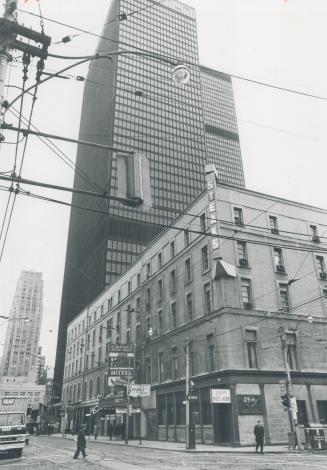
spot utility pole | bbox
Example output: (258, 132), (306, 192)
(279, 327), (303, 451)
(185, 339), (190, 449)
(0, 1), (17, 141)
(0, 1), (51, 142)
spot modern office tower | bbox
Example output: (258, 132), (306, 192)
(200, 66), (245, 187)
(0, 271), (43, 378)
(54, 0), (245, 391)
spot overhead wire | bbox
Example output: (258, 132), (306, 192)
(16, 8), (327, 102)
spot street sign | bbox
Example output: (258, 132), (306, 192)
(279, 380), (287, 396)
(129, 384), (151, 397)
(210, 389), (231, 404)
(187, 395), (198, 401)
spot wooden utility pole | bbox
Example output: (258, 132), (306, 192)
(0, 0), (17, 141)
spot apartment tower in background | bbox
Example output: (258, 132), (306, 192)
(0, 271), (43, 378)
(54, 0), (244, 391)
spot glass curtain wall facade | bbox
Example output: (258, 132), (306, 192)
(55, 0), (246, 391)
(55, 0), (207, 391)
(200, 66), (245, 187)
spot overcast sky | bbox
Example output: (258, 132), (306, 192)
(0, 0), (326, 369)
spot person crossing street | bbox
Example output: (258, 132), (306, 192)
(73, 424), (87, 459)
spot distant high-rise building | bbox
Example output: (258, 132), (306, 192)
(0, 271), (43, 378)
(54, 0), (244, 391)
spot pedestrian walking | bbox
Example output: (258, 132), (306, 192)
(93, 423), (99, 440)
(73, 424), (87, 459)
(254, 420), (265, 454)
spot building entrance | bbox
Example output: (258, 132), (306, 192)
(213, 404), (231, 444)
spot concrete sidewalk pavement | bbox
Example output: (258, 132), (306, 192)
(49, 433), (312, 454)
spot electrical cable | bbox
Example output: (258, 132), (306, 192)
(2, 185), (327, 255)
(16, 8), (327, 102)
(8, 106), (105, 195)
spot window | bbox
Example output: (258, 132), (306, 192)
(116, 312), (121, 330)
(145, 357), (152, 383)
(241, 278), (252, 309)
(189, 340), (196, 376)
(279, 283), (290, 312)
(323, 288), (327, 310)
(92, 330), (96, 347)
(186, 293), (193, 321)
(296, 400), (308, 425)
(316, 256), (327, 279)
(98, 347), (102, 364)
(170, 240), (175, 258)
(158, 279), (163, 301)
(137, 273), (141, 287)
(171, 302), (177, 329)
(126, 330), (131, 345)
(135, 297), (141, 321)
(200, 212), (206, 232)
(237, 241), (248, 266)
(201, 245), (209, 272)
(184, 228), (190, 246)
(89, 379), (93, 399)
(158, 353), (164, 383)
(107, 319), (112, 338)
(127, 305), (132, 327)
(158, 252), (162, 269)
(172, 347), (178, 379)
(135, 324), (140, 345)
(146, 262), (151, 278)
(157, 310), (163, 334)
(146, 288), (151, 308)
(128, 281), (131, 294)
(185, 258), (192, 283)
(118, 290), (121, 303)
(286, 333), (298, 370)
(317, 401), (327, 424)
(274, 248), (285, 272)
(170, 269), (177, 293)
(85, 355), (89, 370)
(207, 334), (215, 372)
(91, 353), (95, 368)
(204, 283), (212, 314)
(310, 225), (320, 243)
(269, 216), (279, 234)
(233, 207), (244, 226)
(245, 330), (258, 368)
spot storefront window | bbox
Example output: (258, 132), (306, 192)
(201, 388), (212, 424)
(157, 395), (166, 425)
(176, 391), (186, 425)
(167, 393), (175, 425)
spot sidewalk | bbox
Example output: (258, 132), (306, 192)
(50, 434), (312, 454)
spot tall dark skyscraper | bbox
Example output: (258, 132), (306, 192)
(54, 0), (244, 391)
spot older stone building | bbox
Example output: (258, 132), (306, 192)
(62, 166), (327, 445)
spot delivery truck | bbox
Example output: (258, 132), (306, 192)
(0, 397), (28, 458)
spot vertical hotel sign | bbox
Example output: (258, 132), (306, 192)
(206, 169), (220, 251)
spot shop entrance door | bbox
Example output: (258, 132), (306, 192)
(213, 404), (231, 444)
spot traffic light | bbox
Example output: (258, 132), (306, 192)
(281, 394), (290, 407)
(116, 153), (152, 210)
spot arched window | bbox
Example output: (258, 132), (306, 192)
(96, 376), (100, 396)
(103, 374), (107, 395)
(83, 381), (87, 401)
(77, 383), (80, 402)
(89, 379), (93, 399)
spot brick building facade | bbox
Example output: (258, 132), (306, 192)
(62, 166), (327, 445)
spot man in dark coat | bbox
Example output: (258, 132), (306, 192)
(254, 420), (265, 454)
(73, 425), (86, 459)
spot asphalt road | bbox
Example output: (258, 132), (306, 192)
(0, 437), (326, 469)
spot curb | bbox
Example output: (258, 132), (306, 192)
(46, 435), (308, 454)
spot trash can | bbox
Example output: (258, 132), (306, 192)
(304, 423), (326, 450)
(188, 424), (196, 449)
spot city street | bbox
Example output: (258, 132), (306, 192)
(0, 437), (327, 470)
